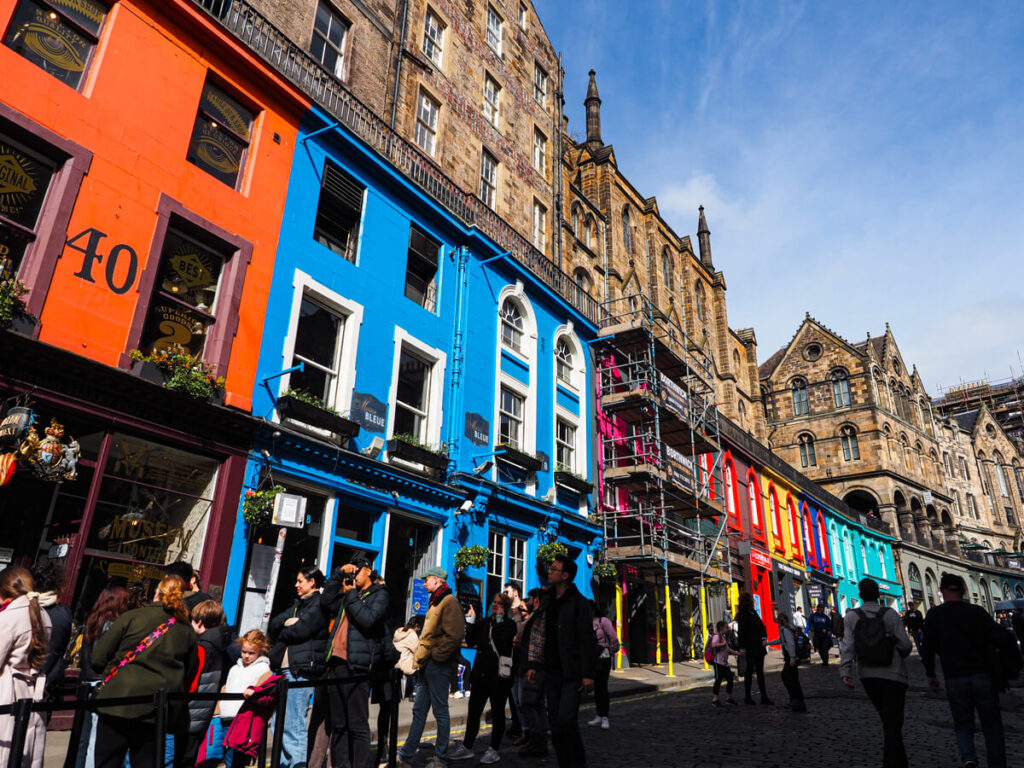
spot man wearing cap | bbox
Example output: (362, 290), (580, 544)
(399, 566), (465, 768)
(321, 552), (390, 768)
(921, 572), (1007, 768)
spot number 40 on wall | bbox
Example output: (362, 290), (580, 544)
(66, 228), (139, 295)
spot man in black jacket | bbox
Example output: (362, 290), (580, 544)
(922, 573), (1007, 768)
(321, 552), (389, 768)
(527, 554), (594, 768)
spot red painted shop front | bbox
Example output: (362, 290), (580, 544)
(749, 546), (778, 642)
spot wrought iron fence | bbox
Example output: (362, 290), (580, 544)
(189, 0), (601, 324)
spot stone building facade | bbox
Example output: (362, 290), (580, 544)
(558, 71), (767, 444)
(249, 0), (558, 255)
(759, 316), (1024, 610)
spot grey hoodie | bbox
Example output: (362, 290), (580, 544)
(839, 602), (912, 684)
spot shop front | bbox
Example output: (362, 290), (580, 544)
(772, 557), (808, 618)
(807, 568), (839, 610)
(748, 546), (778, 639)
(0, 332), (252, 621)
(875, 576), (904, 610)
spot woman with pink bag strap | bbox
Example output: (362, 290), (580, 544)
(586, 601), (619, 730)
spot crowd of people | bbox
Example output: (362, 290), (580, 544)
(3, 554), (1023, 768)
(0, 551), (613, 768)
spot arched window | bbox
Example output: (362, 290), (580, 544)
(995, 452), (1009, 496)
(878, 548), (887, 578)
(791, 379), (809, 416)
(798, 433), (816, 467)
(959, 456), (970, 481)
(661, 247), (673, 292)
(554, 337), (574, 384)
(622, 207), (632, 252)
(573, 267), (592, 296)
(737, 400), (747, 430)
(861, 541), (868, 571)
(769, 485), (784, 552)
(584, 216), (594, 249)
(787, 496), (801, 557)
(500, 298), (524, 352)
(840, 426), (860, 461)
(747, 471), (763, 535)
(571, 206), (580, 237)
(832, 369), (851, 408)
(724, 456), (741, 531)
(694, 282), (705, 321)
(816, 512), (829, 569)
(803, 504), (816, 566)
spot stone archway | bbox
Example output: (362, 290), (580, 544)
(940, 510), (956, 554)
(924, 568), (938, 609)
(894, 490), (912, 541)
(910, 497), (930, 547)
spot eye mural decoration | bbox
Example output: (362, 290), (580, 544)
(4, 0), (107, 89)
(0, 136), (55, 278)
(187, 82), (255, 187)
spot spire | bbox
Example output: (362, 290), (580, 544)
(585, 69), (602, 149)
(697, 205), (713, 268)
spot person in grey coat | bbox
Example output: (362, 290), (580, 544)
(839, 578), (913, 768)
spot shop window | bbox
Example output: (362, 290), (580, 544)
(286, 295), (346, 404)
(310, 1), (349, 79)
(404, 225), (440, 311)
(393, 347), (432, 443)
(488, 530), (526, 603)
(0, 132), (56, 280)
(334, 503), (374, 543)
(499, 385), (524, 449)
(4, 0), (108, 89)
(186, 79), (255, 189)
(313, 160), (364, 263)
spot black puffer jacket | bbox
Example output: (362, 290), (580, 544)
(736, 609), (768, 656)
(188, 624), (232, 734)
(321, 576), (389, 671)
(537, 584), (595, 680)
(466, 615), (516, 683)
(41, 599), (73, 697)
(269, 592), (328, 678)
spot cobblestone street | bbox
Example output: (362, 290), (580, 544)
(426, 661), (1024, 768)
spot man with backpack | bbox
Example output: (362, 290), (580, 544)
(839, 578), (913, 768)
(921, 573), (1010, 768)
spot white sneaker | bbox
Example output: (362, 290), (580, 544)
(480, 747), (501, 764)
(587, 715), (602, 726)
(600, 717), (609, 730)
(447, 742), (475, 760)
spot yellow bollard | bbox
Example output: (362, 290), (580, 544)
(729, 582), (739, 616)
(699, 584), (709, 670)
(665, 582), (674, 677)
(615, 581), (624, 670)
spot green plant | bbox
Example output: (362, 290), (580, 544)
(454, 544), (489, 572)
(283, 389), (341, 415)
(536, 541), (569, 564)
(593, 561), (617, 579)
(392, 433), (445, 455)
(242, 484), (286, 526)
(130, 345), (226, 400)
(0, 279), (29, 330)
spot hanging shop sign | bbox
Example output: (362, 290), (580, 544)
(271, 493), (307, 529)
(464, 412), (490, 446)
(749, 548), (772, 569)
(0, 405), (34, 450)
(351, 392), (387, 433)
(19, 418), (80, 481)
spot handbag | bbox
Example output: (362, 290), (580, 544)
(490, 623), (513, 679)
(100, 617), (176, 690)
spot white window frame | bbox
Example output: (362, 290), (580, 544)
(480, 150), (498, 209)
(555, 412), (577, 474)
(500, 298), (525, 353)
(532, 199), (547, 252)
(486, 5), (503, 54)
(554, 337), (574, 386)
(278, 270), (363, 416)
(386, 327), (448, 449)
(415, 90), (439, 157)
(311, 1), (349, 79)
(483, 74), (501, 127)
(498, 381), (527, 449)
(533, 128), (547, 176)
(423, 8), (446, 68)
(489, 529), (527, 593)
(748, 478), (761, 529)
(533, 63), (548, 107)
(518, 1), (527, 29)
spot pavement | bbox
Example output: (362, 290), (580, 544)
(42, 650), (1024, 767)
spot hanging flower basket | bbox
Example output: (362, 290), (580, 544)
(454, 544), (489, 572)
(593, 561), (617, 579)
(129, 345), (226, 401)
(242, 485), (285, 527)
(537, 541), (569, 565)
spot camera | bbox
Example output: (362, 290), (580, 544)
(342, 572), (356, 586)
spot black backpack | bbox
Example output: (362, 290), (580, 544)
(853, 607), (897, 667)
(991, 626), (1024, 689)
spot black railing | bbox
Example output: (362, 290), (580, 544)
(187, 0), (601, 325)
(0, 671), (399, 768)
(718, 416), (893, 536)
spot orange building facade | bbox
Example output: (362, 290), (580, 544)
(0, 0), (307, 614)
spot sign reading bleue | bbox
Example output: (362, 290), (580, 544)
(351, 392), (387, 433)
(464, 412), (490, 446)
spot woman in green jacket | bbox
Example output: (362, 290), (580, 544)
(93, 574), (199, 768)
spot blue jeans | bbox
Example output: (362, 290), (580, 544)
(945, 673), (1006, 768)
(544, 671), (585, 768)
(281, 669), (313, 768)
(399, 661), (451, 764)
(74, 681), (101, 768)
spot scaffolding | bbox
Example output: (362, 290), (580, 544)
(934, 374), (1024, 441)
(596, 290), (731, 667)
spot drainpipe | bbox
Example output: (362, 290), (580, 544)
(554, 52), (564, 271)
(601, 217), (609, 307)
(445, 246), (471, 470)
(390, 0), (410, 130)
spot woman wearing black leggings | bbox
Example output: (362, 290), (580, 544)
(736, 591), (773, 705)
(449, 592), (516, 764)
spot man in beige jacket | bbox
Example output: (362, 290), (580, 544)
(398, 567), (465, 767)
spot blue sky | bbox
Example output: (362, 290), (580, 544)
(534, 0), (1024, 393)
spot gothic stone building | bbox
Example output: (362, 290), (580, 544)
(759, 316), (1024, 610)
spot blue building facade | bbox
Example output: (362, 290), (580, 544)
(221, 104), (600, 629)
(827, 513), (902, 612)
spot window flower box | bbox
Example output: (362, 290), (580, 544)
(387, 436), (448, 471)
(553, 470), (592, 495)
(128, 346), (226, 403)
(496, 444), (543, 472)
(277, 393), (360, 438)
